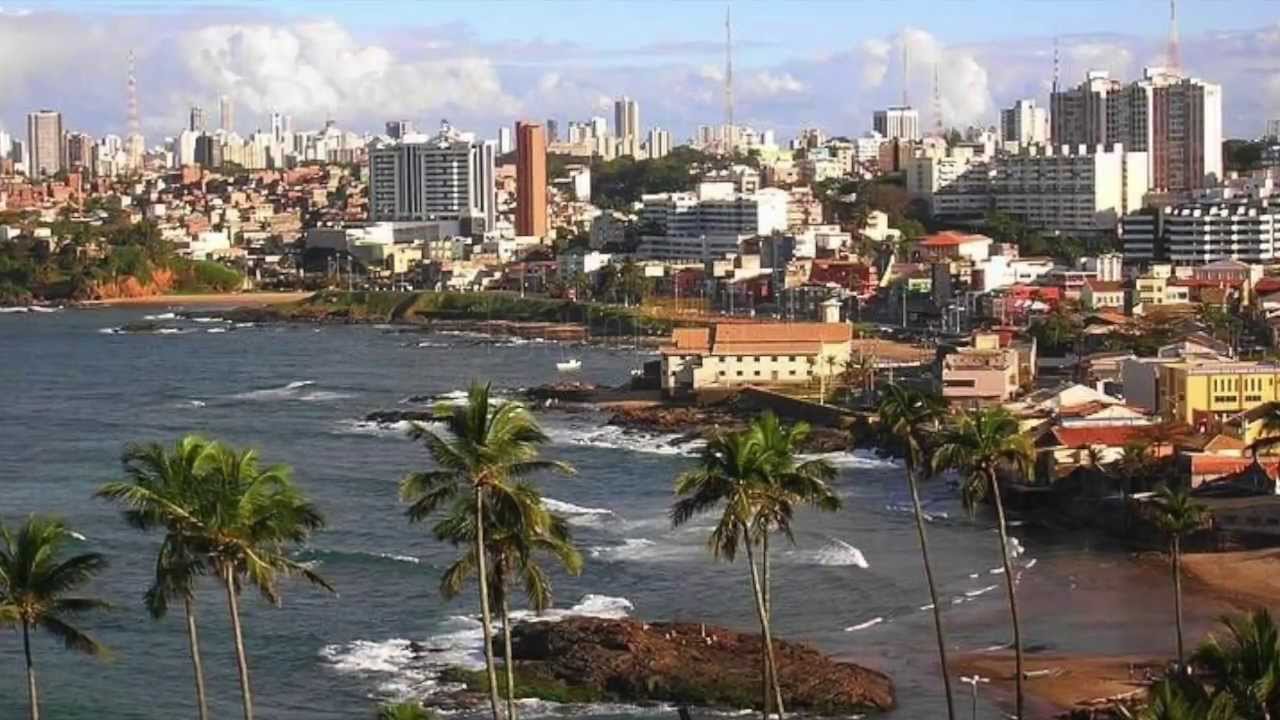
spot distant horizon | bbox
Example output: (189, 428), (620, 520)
(1, 0), (1277, 142)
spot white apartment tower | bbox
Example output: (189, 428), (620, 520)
(1051, 68), (1223, 192)
(873, 106), (920, 141)
(1000, 99), (1049, 146)
(647, 128), (672, 159)
(614, 97), (639, 140)
(26, 110), (63, 177)
(367, 122), (495, 228)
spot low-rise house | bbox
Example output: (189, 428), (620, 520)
(659, 322), (853, 396)
(1081, 279), (1125, 310)
(940, 333), (1021, 405)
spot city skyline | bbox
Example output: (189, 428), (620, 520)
(0, 1), (1277, 143)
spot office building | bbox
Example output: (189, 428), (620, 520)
(219, 96), (234, 133)
(546, 119), (559, 144)
(1051, 68), (1223, 192)
(385, 120), (414, 140)
(26, 110), (63, 177)
(1122, 198), (1280, 265)
(1268, 120), (1280, 140)
(498, 126), (513, 155)
(872, 106), (920, 141)
(647, 128), (672, 159)
(1000, 99), (1049, 147)
(515, 121), (548, 237)
(189, 105), (205, 132)
(614, 97), (639, 140)
(367, 122), (496, 229)
(590, 116), (608, 140)
(637, 183), (789, 260)
(65, 132), (94, 172)
(194, 134), (223, 168)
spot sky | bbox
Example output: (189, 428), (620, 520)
(1, 0), (1278, 144)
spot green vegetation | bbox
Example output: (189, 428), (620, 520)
(983, 210), (1119, 264)
(590, 147), (728, 209)
(1224, 139), (1271, 173)
(0, 217), (244, 303)
(439, 666), (607, 705)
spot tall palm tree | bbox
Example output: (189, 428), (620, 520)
(672, 430), (785, 720)
(877, 384), (955, 720)
(932, 407), (1035, 720)
(200, 443), (333, 720)
(0, 515), (111, 720)
(435, 482), (583, 720)
(1192, 609), (1280, 719)
(401, 381), (572, 720)
(1152, 484), (1209, 666)
(1247, 402), (1280, 460)
(749, 413), (840, 718)
(97, 436), (217, 720)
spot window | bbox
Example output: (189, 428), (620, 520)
(789, 356), (796, 361)
(736, 371), (743, 377)
(718, 371), (725, 377)
(754, 371), (761, 377)
(736, 356), (743, 362)
(944, 379), (978, 388)
(789, 370), (796, 376)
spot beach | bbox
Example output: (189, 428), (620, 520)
(1180, 548), (1280, 610)
(953, 652), (1159, 717)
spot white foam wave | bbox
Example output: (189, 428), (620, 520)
(0, 306), (60, 314)
(68, 531), (87, 541)
(191, 317), (226, 323)
(543, 498), (614, 527)
(206, 327), (227, 334)
(332, 419), (415, 437)
(545, 423), (702, 457)
(188, 400), (207, 408)
(376, 553), (421, 565)
(801, 449), (900, 469)
(588, 538), (656, 561)
(143, 312), (176, 320)
(1024, 558), (1038, 569)
(965, 585), (999, 598)
(155, 328), (189, 335)
(98, 327), (122, 334)
(845, 617), (883, 632)
(919, 603), (935, 611)
(321, 594), (633, 701)
(989, 567), (1005, 575)
(798, 539), (869, 568)
(415, 341), (450, 348)
(298, 391), (356, 402)
(231, 380), (320, 400)
(884, 503), (947, 523)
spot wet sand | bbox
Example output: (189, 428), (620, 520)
(1180, 548), (1280, 611)
(953, 652), (1159, 716)
(94, 291), (310, 308)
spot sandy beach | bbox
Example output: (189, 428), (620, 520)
(93, 291), (311, 309)
(953, 652), (1161, 717)
(1180, 548), (1280, 610)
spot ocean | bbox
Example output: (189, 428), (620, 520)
(0, 307), (1218, 718)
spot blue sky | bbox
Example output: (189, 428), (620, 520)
(2, 1), (1278, 140)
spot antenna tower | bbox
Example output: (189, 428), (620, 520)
(724, 4), (734, 155)
(1052, 37), (1060, 94)
(1167, 0), (1181, 71)
(901, 42), (910, 106)
(127, 50), (140, 138)
(932, 63), (943, 137)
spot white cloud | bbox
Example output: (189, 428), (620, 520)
(749, 71), (805, 97)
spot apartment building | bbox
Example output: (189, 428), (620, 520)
(1158, 360), (1280, 426)
(940, 333), (1022, 404)
(637, 183), (788, 261)
(1122, 199), (1280, 265)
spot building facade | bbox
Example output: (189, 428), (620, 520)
(659, 323), (852, 395)
(516, 121), (548, 237)
(1000, 99), (1049, 147)
(367, 123), (495, 228)
(872, 106), (920, 141)
(26, 110), (63, 177)
(1122, 199), (1280, 265)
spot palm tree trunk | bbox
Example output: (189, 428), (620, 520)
(23, 620), (39, 720)
(990, 471), (1024, 720)
(185, 596), (210, 720)
(474, 486), (504, 720)
(907, 461), (956, 720)
(502, 592), (518, 720)
(762, 532), (773, 720)
(224, 566), (255, 720)
(1172, 535), (1185, 665)
(743, 529), (785, 720)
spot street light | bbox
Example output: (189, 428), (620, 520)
(960, 674), (990, 720)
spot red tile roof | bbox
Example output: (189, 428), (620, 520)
(1084, 279), (1125, 292)
(919, 231), (992, 247)
(1049, 426), (1157, 448)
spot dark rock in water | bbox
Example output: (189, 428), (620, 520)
(364, 410), (436, 424)
(221, 306), (286, 324)
(119, 321), (162, 333)
(492, 617), (895, 714)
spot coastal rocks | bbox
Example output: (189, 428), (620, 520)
(363, 409), (436, 424)
(496, 617), (895, 714)
(606, 402), (853, 453)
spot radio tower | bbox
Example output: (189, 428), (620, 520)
(1167, 0), (1181, 71)
(932, 63), (943, 137)
(126, 49), (144, 172)
(1052, 37), (1060, 94)
(724, 4), (734, 155)
(901, 42), (910, 107)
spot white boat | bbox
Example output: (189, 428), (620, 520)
(556, 359), (582, 372)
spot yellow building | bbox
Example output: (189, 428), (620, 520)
(1134, 275), (1190, 307)
(1158, 360), (1280, 427)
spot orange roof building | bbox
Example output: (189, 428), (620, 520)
(659, 322), (853, 395)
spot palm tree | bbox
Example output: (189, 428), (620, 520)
(97, 436), (217, 720)
(1152, 484), (1208, 666)
(842, 353), (878, 406)
(1247, 402), (1280, 460)
(749, 413), (840, 717)
(435, 482), (583, 720)
(877, 384), (955, 720)
(932, 407), (1035, 720)
(0, 515), (111, 720)
(672, 430), (786, 720)
(1192, 609), (1280, 718)
(400, 381), (572, 720)
(1138, 676), (1225, 720)
(200, 443), (333, 720)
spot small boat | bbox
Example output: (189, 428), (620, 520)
(556, 358), (582, 372)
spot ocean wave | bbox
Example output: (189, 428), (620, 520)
(883, 503), (948, 523)
(155, 328), (190, 335)
(230, 380), (317, 400)
(298, 548), (425, 568)
(415, 341), (450, 348)
(0, 306), (60, 314)
(965, 585), (999, 598)
(332, 419), (416, 438)
(793, 539), (869, 568)
(544, 423), (702, 457)
(143, 312), (177, 320)
(98, 327), (123, 334)
(191, 316), (226, 323)
(588, 538), (657, 561)
(544, 498), (614, 527)
(206, 327), (228, 334)
(320, 594), (633, 701)
(298, 391), (357, 402)
(845, 617), (883, 632)
(800, 449), (900, 469)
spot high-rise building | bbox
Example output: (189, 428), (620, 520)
(0, 131), (9, 162)
(65, 132), (94, 173)
(1051, 68), (1223, 192)
(872, 107), (920, 141)
(614, 97), (639, 141)
(176, 129), (200, 167)
(219, 96), (234, 133)
(646, 128), (672, 159)
(385, 120), (414, 140)
(194, 133), (223, 168)
(498, 126), (513, 155)
(26, 110), (63, 177)
(999, 99), (1049, 146)
(590, 116), (608, 140)
(546, 119), (559, 144)
(189, 105), (205, 132)
(515, 121), (548, 237)
(1267, 120), (1280, 140)
(367, 122), (495, 228)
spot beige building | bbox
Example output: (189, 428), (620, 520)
(659, 323), (852, 395)
(1081, 279), (1125, 310)
(941, 333), (1021, 404)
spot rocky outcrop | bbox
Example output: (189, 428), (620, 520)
(499, 617), (895, 714)
(364, 409), (436, 424)
(607, 403), (852, 453)
(89, 269), (176, 300)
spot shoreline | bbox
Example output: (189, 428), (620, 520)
(91, 291), (311, 309)
(952, 652), (1158, 717)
